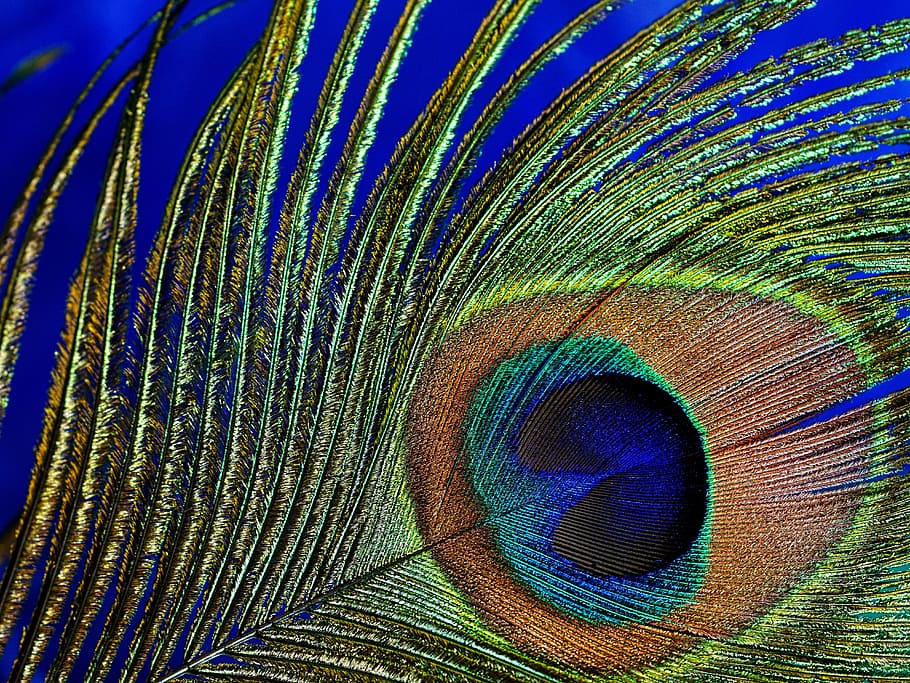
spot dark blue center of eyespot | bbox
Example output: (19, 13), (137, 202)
(516, 374), (708, 577)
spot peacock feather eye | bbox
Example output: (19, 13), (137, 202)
(1, 0), (909, 681)
(407, 286), (871, 672)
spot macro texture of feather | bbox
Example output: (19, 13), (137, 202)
(1, 0), (910, 680)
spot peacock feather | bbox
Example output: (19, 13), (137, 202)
(1, 0), (910, 680)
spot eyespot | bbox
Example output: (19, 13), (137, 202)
(462, 335), (711, 624)
(406, 286), (869, 673)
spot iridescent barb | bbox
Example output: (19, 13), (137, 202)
(1, 0), (910, 680)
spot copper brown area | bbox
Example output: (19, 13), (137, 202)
(405, 287), (869, 673)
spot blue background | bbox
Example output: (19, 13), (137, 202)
(1, 0), (909, 536)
